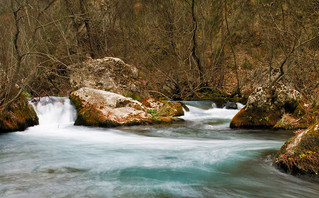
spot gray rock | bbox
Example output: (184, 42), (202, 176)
(245, 85), (302, 114)
(69, 57), (142, 96)
(224, 101), (237, 109)
(230, 84), (303, 129)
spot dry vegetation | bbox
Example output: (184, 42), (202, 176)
(0, 0), (318, 109)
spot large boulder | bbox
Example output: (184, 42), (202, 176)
(0, 91), (39, 132)
(275, 122), (319, 175)
(69, 57), (143, 98)
(70, 88), (185, 127)
(230, 85), (302, 129)
(70, 87), (151, 127)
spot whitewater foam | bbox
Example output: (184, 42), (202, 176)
(31, 97), (76, 127)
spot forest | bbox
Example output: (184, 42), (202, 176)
(0, 0), (318, 107)
(1, 1), (319, 194)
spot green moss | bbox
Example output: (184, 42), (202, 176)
(147, 109), (158, 115)
(69, 93), (83, 110)
(151, 115), (160, 121)
(124, 91), (142, 101)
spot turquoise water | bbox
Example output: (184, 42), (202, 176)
(0, 98), (318, 197)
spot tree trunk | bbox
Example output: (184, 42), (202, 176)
(191, 0), (205, 87)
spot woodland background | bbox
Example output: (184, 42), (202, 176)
(0, 0), (318, 109)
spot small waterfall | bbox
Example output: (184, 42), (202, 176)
(31, 97), (77, 127)
(181, 101), (242, 121)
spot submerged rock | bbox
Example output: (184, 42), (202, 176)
(230, 85), (302, 129)
(69, 57), (143, 98)
(70, 88), (184, 127)
(275, 122), (319, 176)
(0, 91), (39, 132)
(223, 101), (237, 109)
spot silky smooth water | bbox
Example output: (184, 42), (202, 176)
(0, 98), (318, 198)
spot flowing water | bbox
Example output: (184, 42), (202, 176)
(0, 97), (318, 198)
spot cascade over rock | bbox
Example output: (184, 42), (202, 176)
(275, 122), (319, 175)
(70, 88), (184, 127)
(69, 57), (143, 97)
(0, 91), (39, 132)
(230, 84), (303, 129)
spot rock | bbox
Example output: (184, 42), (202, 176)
(141, 97), (184, 117)
(274, 114), (307, 130)
(70, 88), (184, 127)
(230, 108), (282, 129)
(223, 101), (237, 109)
(69, 57), (143, 98)
(241, 67), (281, 96)
(275, 122), (319, 175)
(0, 91), (39, 132)
(70, 87), (151, 127)
(230, 85), (303, 129)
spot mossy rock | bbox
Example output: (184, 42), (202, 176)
(141, 97), (184, 117)
(0, 91), (39, 132)
(276, 122), (319, 175)
(157, 102), (184, 117)
(230, 85), (304, 129)
(274, 114), (308, 130)
(230, 108), (281, 129)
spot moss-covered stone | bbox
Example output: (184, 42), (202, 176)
(275, 122), (319, 176)
(230, 108), (281, 129)
(230, 85), (303, 129)
(141, 97), (184, 117)
(0, 91), (39, 132)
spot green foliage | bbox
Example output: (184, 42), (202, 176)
(23, 92), (31, 98)
(146, 109), (161, 120)
(151, 115), (160, 121)
(147, 109), (157, 115)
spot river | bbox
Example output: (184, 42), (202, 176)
(0, 97), (318, 197)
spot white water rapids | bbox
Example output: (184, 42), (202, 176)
(0, 97), (318, 197)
